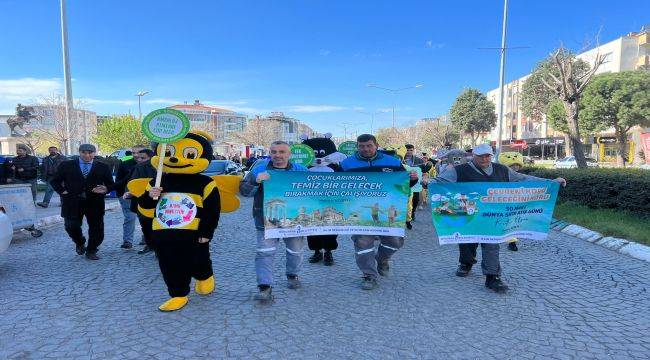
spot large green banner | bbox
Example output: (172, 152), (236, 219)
(429, 181), (559, 244)
(263, 171), (410, 238)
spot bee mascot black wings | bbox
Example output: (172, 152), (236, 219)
(127, 130), (240, 311)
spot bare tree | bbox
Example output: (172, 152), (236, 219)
(234, 116), (279, 148)
(376, 127), (407, 147)
(541, 46), (605, 168)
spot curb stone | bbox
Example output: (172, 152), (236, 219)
(554, 218), (650, 264)
(35, 201), (120, 229)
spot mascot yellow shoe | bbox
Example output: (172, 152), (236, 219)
(195, 275), (215, 295)
(127, 130), (241, 312)
(158, 296), (189, 312)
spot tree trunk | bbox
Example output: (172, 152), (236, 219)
(615, 127), (627, 168)
(563, 101), (587, 168)
(563, 133), (572, 156)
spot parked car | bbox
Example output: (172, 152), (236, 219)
(0, 207), (12, 253)
(109, 149), (131, 159)
(554, 156), (598, 169)
(522, 156), (535, 165)
(202, 160), (244, 176)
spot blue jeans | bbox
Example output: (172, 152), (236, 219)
(255, 230), (304, 286)
(118, 197), (136, 244)
(42, 181), (55, 204)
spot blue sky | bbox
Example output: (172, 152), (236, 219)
(0, 0), (647, 136)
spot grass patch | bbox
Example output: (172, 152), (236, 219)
(554, 202), (650, 245)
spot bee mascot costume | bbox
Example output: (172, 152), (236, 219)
(127, 130), (241, 311)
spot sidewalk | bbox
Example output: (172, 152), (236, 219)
(33, 191), (120, 228)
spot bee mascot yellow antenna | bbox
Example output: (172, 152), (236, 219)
(127, 130), (240, 311)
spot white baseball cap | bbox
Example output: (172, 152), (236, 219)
(473, 143), (494, 156)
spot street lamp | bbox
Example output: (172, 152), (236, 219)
(60, 0), (74, 155)
(357, 110), (386, 134)
(338, 122), (354, 140)
(366, 83), (423, 128)
(135, 91), (149, 120)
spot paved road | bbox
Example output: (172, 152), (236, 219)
(1, 197), (648, 359)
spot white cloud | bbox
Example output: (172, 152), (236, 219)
(285, 105), (347, 113)
(203, 100), (249, 106)
(144, 98), (182, 105)
(0, 78), (62, 102)
(81, 98), (137, 106)
(0, 77), (63, 114)
(319, 49), (331, 56)
(377, 107), (413, 113)
(426, 41), (445, 49)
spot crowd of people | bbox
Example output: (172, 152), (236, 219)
(2, 132), (566, 310)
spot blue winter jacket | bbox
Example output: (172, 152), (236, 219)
(239, 159), (308, 230)
(340, 151), (404, 172)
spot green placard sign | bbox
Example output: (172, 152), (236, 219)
(338, 141), (357, 156)
(141, 108), (191, 143)
(290, 144), (315, 166)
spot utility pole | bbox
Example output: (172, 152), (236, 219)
(135, 91), (149, 120)
(366, 84), (423, 130)
(357, 110), (385, 134)
(60, 0), (74, 154)
(495, 0), (509, 157)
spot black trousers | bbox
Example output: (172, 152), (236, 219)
(307, 235), (338, 252)
(63, 201), (104, 252)
(137, 216), (154, 248)
(411, 192), (420, 219)
(156, 240), (213, 297)
(458, 243), (479, 265)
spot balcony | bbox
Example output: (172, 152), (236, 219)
(637, 55), (650, 68)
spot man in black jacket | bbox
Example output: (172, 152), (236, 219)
(123, 148), (157, 254)
(114, 145), (145, 249)
(6, 145), (39, 202)
(37, 146), (66, 208)
(50, 144), (115, 260)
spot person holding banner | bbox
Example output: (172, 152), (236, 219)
(432, 143), (566, 292)
(239, 140), (308, 302)
(340, 134), (418, 290)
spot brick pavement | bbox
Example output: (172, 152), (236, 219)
(0, 197), (648, 359)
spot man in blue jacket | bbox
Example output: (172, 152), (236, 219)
(340, 134), (418, 290)
(239, 141), (308, 302)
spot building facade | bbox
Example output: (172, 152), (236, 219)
(257, 112), (318, 144)
(168, 100), (246, 143)
(486, 25), (650, 162)
(0, 106), (97, 155)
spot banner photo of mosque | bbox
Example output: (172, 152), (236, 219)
(263, 171), (410, 239)
(428, 181), (560, 245)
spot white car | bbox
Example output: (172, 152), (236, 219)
(554, 156), (598, 169)
(0, 209), (12, 253)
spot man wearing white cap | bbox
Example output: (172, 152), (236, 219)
(432, 143), (566, 292)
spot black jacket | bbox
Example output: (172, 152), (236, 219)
(114, 158), (137, 196)
(50, 159), (116, 218)
(6, 155), (39, 180)
(127, 161), (157, 212)
(40, 154), (66, 180)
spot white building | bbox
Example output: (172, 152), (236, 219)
(486, 25), (650, 161)
(0, 106), (97, 155)
(168, 100), (246, 143)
